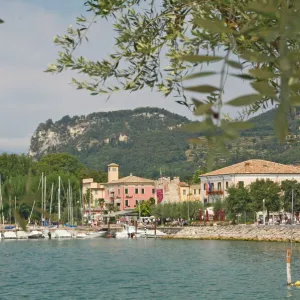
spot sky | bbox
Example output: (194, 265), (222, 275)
(0, 0), (256, 154)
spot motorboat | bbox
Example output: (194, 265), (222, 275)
(115, 224), (142, 239)
(16, 230), (28, 239)
(28, 230), (44, 239)
(76, 232), (87, 238)
(85, 229), (107, 238)
(3, 231), (17, 239)
(52, 229), (72, 239)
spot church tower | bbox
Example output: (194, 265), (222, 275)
(107, 163), (119, 182)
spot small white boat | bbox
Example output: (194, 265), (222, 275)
(52, 229), (72, 239)
(28, 230), (44, 239)
(115, 225), (142, 239)
(85, 230), (107, 238)
(3, 231), (17, 239)
(76, 232), (87, 239)
(16, 230), (28, 239)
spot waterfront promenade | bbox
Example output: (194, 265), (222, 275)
(164, 225), (300, 242)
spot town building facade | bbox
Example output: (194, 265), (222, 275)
(82, 163), (156, 213)
(199, 159), (300, 204)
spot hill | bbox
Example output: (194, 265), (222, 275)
(29, 107), (300, 179)
(29, 107), (198, 178)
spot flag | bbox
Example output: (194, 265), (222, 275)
(156, 189), (163, 204)
(206, 180), (213, 195)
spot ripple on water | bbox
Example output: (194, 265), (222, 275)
(0, 239), (300, 299)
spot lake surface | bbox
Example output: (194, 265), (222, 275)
(0, 239), (300, 299)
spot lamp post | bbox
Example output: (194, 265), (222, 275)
(263, 199), (265, 225)
(292, 189), (294, 225)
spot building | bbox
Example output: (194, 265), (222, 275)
(82, 163), (156, 213)
(179, 183), (201, 202)
(199, 159), (300, 204)
(155, 176), (181, 203)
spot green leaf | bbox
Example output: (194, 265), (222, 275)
(184, 71), (217, 80)
(227, 94), (262, 106)
(256, 28), (279, 42)
(290, 96), (300, 106)
(230, 73), (254, 80)
(247, 2), (278, 16)
(275, 104), (289, 143)
(184, 85), (219, 93)
(194, 103), (213, 116)
(227, 60), (243, 69)
(226, 121), (254, 131)
(240, 52), (274, 63)
(249, 69), (274, 80)
(180, 55), (223, 63)
(251, 81), (276, 97)
(0, 19), (4, 24)
(195, 18), (231, 34)
(182, 121), (213, 133)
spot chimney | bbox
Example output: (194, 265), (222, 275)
(244, 162), (250, 172)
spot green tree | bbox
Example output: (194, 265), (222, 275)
(225, 185), (252, 219)
(47, 0), (300, 149)
(249, 179), (281, 219)
(78, 169), (107, 183)
(36, 153), (85, 176)
(281, 180), (300, 212)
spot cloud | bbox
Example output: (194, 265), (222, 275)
(0, 1), (259, 154)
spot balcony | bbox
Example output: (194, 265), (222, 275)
(207, 190), (224, 195)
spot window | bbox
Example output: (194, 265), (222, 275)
(152, 188), (155, 194)
(211, 183), (214, 191)
(238, 181), (244, 188)
(183, 190), (186, 195)
(95, 190), (98, 195)
(125, 200), (129, 207)
(194, 189), (196, 195)
(218, 182), (221, 190)
(118, 189), (120, 194)
(198, 189), (201, 194)
(135, 188), (138, 194)
(136, 200), (139, 205)
(125, 188), (128, 194)
(204, 183), (206, 190)
(141, 188), (145, 194)
(112, 167), (116, 171)
(226, 182), (229, 189)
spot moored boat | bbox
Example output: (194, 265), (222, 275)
(3, 231), (17, 239)
(28, 230), (44, 239)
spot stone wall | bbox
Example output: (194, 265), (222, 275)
(165, 225), (300, 242)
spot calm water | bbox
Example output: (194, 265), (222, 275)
(0, 239), (300, 299)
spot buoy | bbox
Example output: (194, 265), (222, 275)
(294, 281), (300, 286)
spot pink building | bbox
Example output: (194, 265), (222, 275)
(82, 163), (156, 212)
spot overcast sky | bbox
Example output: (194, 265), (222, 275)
(0, 0), (257, 154)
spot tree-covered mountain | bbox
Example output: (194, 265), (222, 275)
(29, 107), (300, 179)
(29, 107), (198, 179)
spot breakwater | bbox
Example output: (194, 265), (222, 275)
(164, 225), (300, 242)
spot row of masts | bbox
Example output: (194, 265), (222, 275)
(0, 174), (85, 226)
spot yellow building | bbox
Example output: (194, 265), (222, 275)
(179, 182), (201, 202)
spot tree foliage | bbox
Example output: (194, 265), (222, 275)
(46, 0), (300, 166)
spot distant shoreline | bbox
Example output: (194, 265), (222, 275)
(161, 225), (300, 243)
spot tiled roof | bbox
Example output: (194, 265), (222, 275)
(201, 160), (300, 176)
(110, 174), (155, 184)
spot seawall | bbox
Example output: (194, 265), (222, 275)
(163, 225), (300, 242)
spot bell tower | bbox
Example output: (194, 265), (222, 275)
(107, 163), (119, 182)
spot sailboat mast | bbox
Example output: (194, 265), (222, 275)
(44, 176), (47, 225)
(58, 176), (61, 222)
(41, 172), (44, 223)
(14, 196), (17, 227)
(49, 183), (54, 224)
(0, 175), (4, 226)
(28, 200), (35, 225)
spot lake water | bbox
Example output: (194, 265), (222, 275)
(1, 239), (300, 299)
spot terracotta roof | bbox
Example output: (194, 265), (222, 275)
(109, 174), (155, 184)
(179, 182), (189, 187)
(107, 163), (119, 167)
(200, 160), (300, 176)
